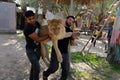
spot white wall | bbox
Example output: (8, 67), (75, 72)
(0, 2), (16, 33)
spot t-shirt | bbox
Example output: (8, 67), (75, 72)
(23, 21), (40, 49)
(52, 27), (73, 54)
(93, 30), (99, 36)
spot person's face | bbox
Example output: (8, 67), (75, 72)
(66, 17), (75, 26)
(26, 16), (35, 25)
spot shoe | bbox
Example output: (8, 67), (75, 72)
(43, 71), (48, 80)
(105, 50), (108, 53)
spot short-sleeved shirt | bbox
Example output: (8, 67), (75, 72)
(93, 30), (99, 36)
(52, 27), (73, 54)
(23, 21), (40, 49)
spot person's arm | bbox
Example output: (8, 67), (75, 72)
(29, 32), (49, 42)
(70, 37), (75, 45)
(70, 33), (79, 45)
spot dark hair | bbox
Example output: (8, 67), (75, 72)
(25, 10), (35, 18)
(66, 16), (75, 20)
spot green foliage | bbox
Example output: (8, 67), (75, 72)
(47, 45), (52, 54)
(71, 52), (120, 80)
(25, 0), (39, 9)
(110, 64), (120, 73)
(71, 52), (83, 63)
(85, 54), (107, 65)
(71, 52), (106, 64)
(89, 0), (117, 22)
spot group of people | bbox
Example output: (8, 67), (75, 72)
(101, 22), (113, 53)
(23, 9), (119, 80)
(23, 10), (78, 80)
(91, 22), (113, 49)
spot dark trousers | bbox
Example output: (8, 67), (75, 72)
(107, 38), (111, 53)
(44, 52), (70, 80)
(26, 48), (40, 80)
(91, 35), (97, 47)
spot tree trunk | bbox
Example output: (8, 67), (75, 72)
(20, 0), (26, 30)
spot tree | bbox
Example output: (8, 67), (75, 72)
(53, 0), (104, 5)
(0, 0), (13, 2)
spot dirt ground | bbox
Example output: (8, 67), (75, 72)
(0, 33), (108, 80)
(0, 34), (61, 80)
(1, 33), (119, 80)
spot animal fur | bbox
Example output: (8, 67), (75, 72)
(39, 19), (72, 66)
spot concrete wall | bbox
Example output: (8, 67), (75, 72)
(0, 2), (16, 33)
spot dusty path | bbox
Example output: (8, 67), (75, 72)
(0, 34), (29, 80)
(1, 33), (118, 80)
(0, 33), (65, 80)
(0, 33), (61, 80)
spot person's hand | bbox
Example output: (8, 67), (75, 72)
(71, 32), (80, 39)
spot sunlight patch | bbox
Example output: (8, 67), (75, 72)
(2, 39), (17, 46)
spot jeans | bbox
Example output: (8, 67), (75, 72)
(26, 48), (40, 80)
(44, 52), (70, 80)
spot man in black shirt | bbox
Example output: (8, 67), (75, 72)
(23, 10), (49, 80)
(43, 16), (78, 80)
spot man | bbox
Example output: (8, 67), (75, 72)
(43, 16), (78, 80)
(91, 27), (99, 47)
(105, 22), (113, 53)
(23, 10), (49, 80)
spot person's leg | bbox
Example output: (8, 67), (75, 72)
(43, 51), (59, 80)
(91, 37), (95, 47)
(91, 37), (94, 43)
(105, 39), (110, 53)
(105, 44), (107, 50)
(60, 53), (70, 80)
(108, 40), (110, 53)
(94, 40), (96, 47)
(29, 66), (33, 80)
(93, 35), (97, 47)
(26, 48), (40, 80)
(33, 49), (40, 80)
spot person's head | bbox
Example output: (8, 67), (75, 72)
(94, 27), (97, 30)
(25, 10), (35, 25)
(65, 16), (75, 27)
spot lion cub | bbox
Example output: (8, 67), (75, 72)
(39, 19), (72, 66)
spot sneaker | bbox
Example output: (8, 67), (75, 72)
(43, 71), (48, 80)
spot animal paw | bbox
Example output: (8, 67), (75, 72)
(57, 54), (63, 63)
